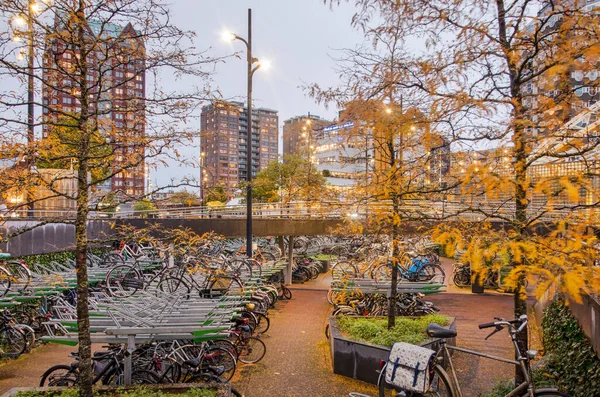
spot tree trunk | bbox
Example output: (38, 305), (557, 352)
(388, 195), (400, 329)
(75, 3), (93, 395)
(75, 165), (92, 397)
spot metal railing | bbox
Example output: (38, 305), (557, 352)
(2, 199), (599, 224)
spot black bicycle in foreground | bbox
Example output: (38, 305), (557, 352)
(378, 314), (572, 397)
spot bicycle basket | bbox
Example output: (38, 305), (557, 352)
(385, 342), (435, 393)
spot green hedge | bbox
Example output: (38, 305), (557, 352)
(337, 314), (449, 347)
(542, 299), (600, 397)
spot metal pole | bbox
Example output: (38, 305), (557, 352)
(27, 0), (34, 217)
(246, 8), (253, 258)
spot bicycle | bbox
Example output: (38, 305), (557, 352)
(373, 255), (445, 284)
(40, 345), (160, 386)
(377, 314), (572, 397)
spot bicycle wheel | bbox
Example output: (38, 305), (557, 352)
(378, 363), (454, 397)
(157, 276), (191, 296)
(237, 336), (266, 364)
(227, 259), (253, 279)
(101, 252), (125, 268)
(208, 276), (244, 297)
(0, 326), (27, 357)
(200, 346), (236, 381)
(131, 369), (162, 384)
(13, 324), (35, 351)
(282, 285), (292, 300)
(5, 261), (31, 289)
(452, 270), (470, 287)
(0, 267), (11, 297)
(253, 312), (270, 335)
(210, 339), (239, 360)
(105, 264), (143, 298)
(373, 264), (391, 283)
(420, 264), (446, 284)
(40, 364), (77, 386)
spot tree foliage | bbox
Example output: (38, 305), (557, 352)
(316, 0), (600, 340)
(0, 1), (220, 395)
(252, 154), (330, 204)
(169, 190), (200, 207)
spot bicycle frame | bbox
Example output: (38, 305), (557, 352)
(434, 322), (562, 397)
(440, 341), (531, 397)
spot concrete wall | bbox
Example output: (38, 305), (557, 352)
(0, 220), (114, 256)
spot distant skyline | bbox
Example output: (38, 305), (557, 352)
(153, 0), (364, 189)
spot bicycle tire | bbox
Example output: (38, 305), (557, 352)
(532, 391), (573, 397)
(101, 252), (125, 268)
(282, 285), (292, 300)
(210, 339), (239, 360)
(378, 363), (454, 397)
(452, 270), (470, 287)
(260, 251), (276, 263)
(420, 264), (446, 284)
(5, 261), (31, 289)
(253, 312), (270, 335)
(40, 364), (78, 387)
(105, 264), (143, 298)
(227, 259), (253, 279)
(373, 264), (391, 283)
(237, 336), (266, 364)
(0, 267), (11, 297)
(0, 326), (27, 358)
(13, 324), (35, 351)
(200, 346), (236, 381)
(156, 276), (191, 297)
(208, 276), (244, 297)
(131, 369), (162, 384)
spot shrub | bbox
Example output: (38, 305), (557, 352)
(541, 299), (600, 397)
(336, 314), (450, 347)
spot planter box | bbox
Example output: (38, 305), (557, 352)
(329, 316), (457, 385)
(0, 383), (231, 397)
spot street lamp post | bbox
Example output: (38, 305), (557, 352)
(12, 0), (39, 216)
(225, 9), (263, 258)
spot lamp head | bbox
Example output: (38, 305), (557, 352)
(221, 31), (236, 42)
(13, 15), (26, 27)
(258, 58), (271, 71)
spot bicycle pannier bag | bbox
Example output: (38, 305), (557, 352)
(385, 342), (435, 393)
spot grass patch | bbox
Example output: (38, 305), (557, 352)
(336, 314), (450, 348)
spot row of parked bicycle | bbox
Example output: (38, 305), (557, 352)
(0, 234), (311, 393)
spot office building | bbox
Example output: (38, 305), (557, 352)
(200, 101), (278, 191)
(42, 19), (146, 197)
(282, 114), (332, 156)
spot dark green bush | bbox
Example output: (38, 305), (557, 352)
(542, 299), (600, 397)
(337, 314), (449, 347)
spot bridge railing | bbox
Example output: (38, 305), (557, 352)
(2, 200), (599, 223)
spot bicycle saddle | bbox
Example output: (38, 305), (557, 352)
(427, 323), (457, 338)
(183, 357), (202, 367)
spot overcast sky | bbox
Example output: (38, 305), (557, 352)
(153, 0), (364, 189)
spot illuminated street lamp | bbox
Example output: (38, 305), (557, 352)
(223, 11), (268, 257)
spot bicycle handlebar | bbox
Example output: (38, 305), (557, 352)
(479, 316), (527, 330)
